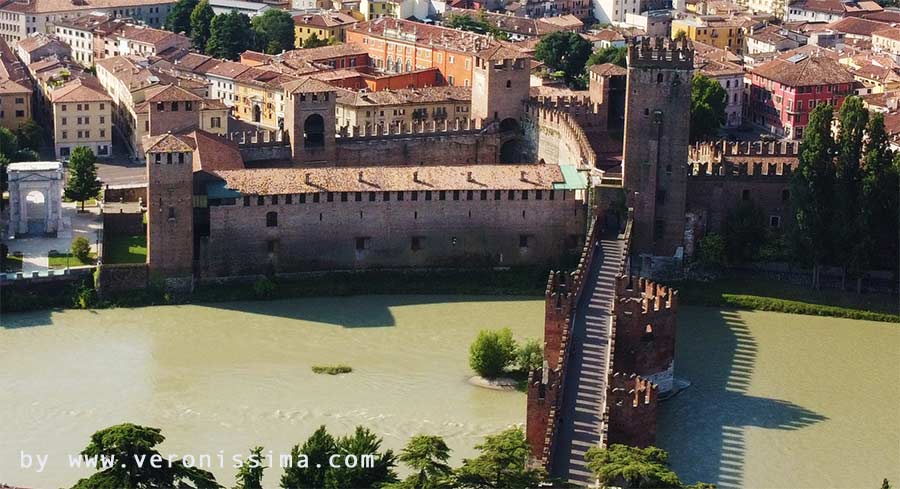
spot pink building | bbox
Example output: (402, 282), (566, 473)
(747, 52), (855, 139)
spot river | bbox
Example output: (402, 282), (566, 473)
(1, 299), (898, 489)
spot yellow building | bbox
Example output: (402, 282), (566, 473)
(672, 16), (745, 53)
(360, 0), (395, 21)
(293, 11), (359, 47)
(49, 77), (113, 159)
(335, 86), (471, 131)
(0, 39), (32, 131)
(234, 68), (297, 128)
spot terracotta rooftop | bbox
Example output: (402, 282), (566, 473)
(213, 163), (565, 194)
(292, 11), (357, 28)
(788, 0), (882, 14)
(340, 85), (471, 106)
(143, 83), (203, 102)
(282, 76), (336, 94)
(15, 32), (69, 55)
(753, 52), (854, 86)
(204, 59), (250, 79)
(191, 129), (244, 172)
(827, 16), (889, 37)
(348, 18), (494, 55)
(49, 76), (112, 103)
(588, 62), (627, 77)
(873, 26), (900, 41)
(117, 25), (180, 45)
(143, 133), (194, 153)
(0, 37), (31, 89)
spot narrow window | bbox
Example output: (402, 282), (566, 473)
(243, 196), (250, 206)
(266, 212), (278, 227)
(257, 196), (265, 205)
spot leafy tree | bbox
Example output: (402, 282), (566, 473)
(454, 427), (545, 488)
(326, 426), (398, 489)
(71, 236), (91, 262)
(587, 46), (627, 68)
(70, 423), (220, 489)
(674, 30), (687, 40)
(165, 0), (199, 34)
(190, 0), (214, 52)
(584, 444), (682, 489)
(469, 328), (517, 378)
(251, 9), (295, 55)
(834, 96), (868, 284)
(723, 200), (766, 264)
(514, 338), (542, 373)
(15, 119), (43, 150)
(690, 74), (727, 142)
(302, 33), (330, 49)
(791, 104), (836, 287)
(281, 425), (336, 489)
(206, 12), (255, 61)
(697, 233), (726, 269)
(534, 31), (592, 88)
(392, 435), (453, 489)
(860, 113), (899, 277)
(64, 146), (102, 212)
(234, 446), (265, 489)
(444, 11), (508, 40)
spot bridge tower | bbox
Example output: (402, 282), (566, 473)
(622, 37), (693, 256)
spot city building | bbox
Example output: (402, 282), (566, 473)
(872, 27), (900, 58)
(747, 52), (855, 138)
(334, 85), (471, 129)
(0, 0), (174, 45)
(746, 24), (802, 54)
(0, 37), (31, 130)
(49, 76), (113, 158)
(208, 0), (271, 17)
(671, 15), (747, 53)
(697, 58), (743, 127)
(14, 32), (69, 64)
(346, 18), (494, 87)
(292, 11), (358, 47)
(786, 0), (882, 22)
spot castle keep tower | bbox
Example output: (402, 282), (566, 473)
(283, 78), (337, 166)
(471, 45), (531, 125)
(622, 37), (693, 256)
(145, 134), (195, 281)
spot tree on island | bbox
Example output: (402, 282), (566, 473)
(469, 328), (517, 378)
(387, 435), (454, 489)
(206, 12), (256, 61)
(534, 31), (592, 89)
(190, 0), (214, 53)
(64, 146), (102, 212)
(690, 74), (727, 142)
(453, 427), (545, 488)
(251, 9), (295, 54)
(165, 0), (199, 34)
(233, 446), (266, 489)
(70, 423), (220, 489)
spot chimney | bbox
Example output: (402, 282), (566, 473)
(467, 171), (474, 182)
(305, 172), (312, 184)
(413, 170), (420, 182)
(358, 170), (363, 182)
(520, 170), (527, 181)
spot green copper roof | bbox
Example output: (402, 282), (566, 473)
(207, 181), (241, 199)
(554, 165), (588, 190)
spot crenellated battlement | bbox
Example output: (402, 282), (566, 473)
(336, 118), (486, 140)
(528, 95), (600, 114)
(524, 101), (598, 168)
(608, 372), (657, 408)
(615, 275), (679, 314)
(627, 36), (694, 69)
(604, 372), (658, 448)
(690, 139), (800, 160)
(689, 160), (795, 178)
(227, 130), (290, 147)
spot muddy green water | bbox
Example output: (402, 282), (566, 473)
(1, 299), (898, 489)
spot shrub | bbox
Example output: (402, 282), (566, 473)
(515, 338), (543, 373)
(71, 236), (91, 262)
(469, 328), (517, 378)
(253, 277), (276, 298)
(72, 284), (97, 309)
(697, 233), (726, 269)
(311, 364), (353, 375)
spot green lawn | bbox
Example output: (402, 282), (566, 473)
(48, 251), (96, 269)
(104, 235), (147, 264)
(2, 254), (24, 272)
(676, 276), (899, 323)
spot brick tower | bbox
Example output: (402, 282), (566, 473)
(145, 133), (195, 281)
(622, 37), (693, 256)
(283, 78), (337, 166)
(471, 44), (531, 125)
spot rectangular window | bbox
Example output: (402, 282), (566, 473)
(411, 191), (418, 201)
(452, 190), (460, 200)
(243, 196), (250, 206)
(341, 192), (348, 202)
(299, 194), (307, 203)
(369, 192), (376, 202)
(257, 196), (265, 205)
(327, 192), (334, 202)
(439, 190), (446, 200)
(519, 235), (529, 248)
(522, 191), (528, 200)
(355, 192), (362, 202)
(425, 191), (432, 201)
(271, 195), (279, 205)
(411, 236), (423, 251)
(313, 193), (320, 203)
(355, 237), (370, 250)
(383, 191), (390, 201)
(508, 190), (515, 200)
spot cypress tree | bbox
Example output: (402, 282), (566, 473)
(190, 0), (214, 53)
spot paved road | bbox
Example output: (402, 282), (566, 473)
(551, 231), (625, 486)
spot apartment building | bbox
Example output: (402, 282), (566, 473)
(786, 0), (881, 22)
(49, 76), (112, 158)
(293, 11), (357, 47)
(335, 85), (471, 129)
(697, 58), (744, 127)
(671, 15), (748, 52)
(0, 37), (31, 130)
(346, 18), (494, 87)
(873, 27), (900, 57)
(233, 67), (296, 128)
(0, 0), (174, 45)
(55, 15), (189, 67)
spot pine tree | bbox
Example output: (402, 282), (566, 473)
(64, 146), (102, 212)
(234, 446), (265, 489)
(190, 0), (214, 53)
(791, 104), (836, 288)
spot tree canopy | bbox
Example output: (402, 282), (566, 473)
(454, 427), (545, 488)
(234, 447), (266, 489)
(251, 9), (296, 54)
(585, 444), (683, 489)
(587, 46), (627, 68)
(690, 73), (727, 142)
(206, 12), (256, 60)
(302, 32), (331, 49)
(190, 0), (214, 52)
(391, 435), (453, 489)
(64, 146), (102, 212)
(534, 31), (592, 88)
(444, 11), (509, 40)
(165, 0), (199, 34)
(70, 423), (220, 489)
(468, 328), (517, 378)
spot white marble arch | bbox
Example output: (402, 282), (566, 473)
(7, 162), (65, 237)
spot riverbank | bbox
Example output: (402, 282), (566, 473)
(675, 277), (899, 323)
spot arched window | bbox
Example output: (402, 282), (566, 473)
(266, 211), (278, 227)
(405, 59), (411, 72)
(304, 114), (325, 148)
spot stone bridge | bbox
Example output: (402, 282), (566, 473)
(526, 210), (679, 486)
